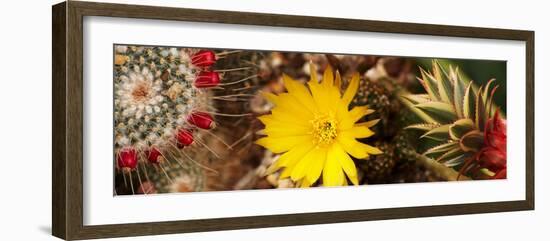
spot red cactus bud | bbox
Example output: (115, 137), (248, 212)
(146, 147), (162, 164)
(117, 148), (138, 171)
(176, 129), (194, 148)
(194, 71), (220, 88)
(191, 50), (217, 67)
(188, 112), (215, 129)
(478, 111), (507, 174)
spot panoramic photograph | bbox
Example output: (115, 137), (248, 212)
(112, 45), (507, 195)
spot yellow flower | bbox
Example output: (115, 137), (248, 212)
(256, 64), (382, 187)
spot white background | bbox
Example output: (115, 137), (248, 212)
(0, 0), (547, 240)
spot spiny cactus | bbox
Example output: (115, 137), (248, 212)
(113, 45), (231, 194)
(351, 77), (392, 137)
(401, 60), (506, 179)
(362, 141), (395, 183)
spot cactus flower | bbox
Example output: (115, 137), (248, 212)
(256, 64), (382, 187)
(477, 111), (507, 179)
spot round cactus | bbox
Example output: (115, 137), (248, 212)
(114, 46), (225, 194)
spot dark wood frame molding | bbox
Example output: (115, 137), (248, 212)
(52, 1), (535, 240)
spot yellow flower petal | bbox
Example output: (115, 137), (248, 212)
(277, 141), (316, 168)
(309, 62), (318, 84)
(263, 126), (311, 138)
(277, 141), (317, 179)
(282, 75), (318, 113)
(355, 119), (380, 128)
(258, 114), (309, 128)
(305, 147), (327, 184)
(357, 142), (383, 155)
(271, 108), (306, 124)
(342, 72), (359, 105)
(349, 106), (374, 123)
(291, 147), (326, 182)
(336, 134), (369, 159)
(343, 126), (375, 139)
(334, 70), (342, 90)
(255, 135), (312, 154)
(328, 143), (358, 185)
(308, 81), (330, 113)
(279, 167), (293, 179)
(261, 92), (279, 104)
(300, 178), (312, 188)
(270, 93), (313, 120)
(322, 65), (334, 88)
(322, 156), (344, 186)
(341, 106), (375, 129)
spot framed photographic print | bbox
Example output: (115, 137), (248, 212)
(52, 1), (534, 240)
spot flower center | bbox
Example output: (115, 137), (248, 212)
(131, 82), (150, 102)
(311, 116), (338, 146)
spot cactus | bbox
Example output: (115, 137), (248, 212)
(401, 61), (506, 179)
(113, 45), (236, 194)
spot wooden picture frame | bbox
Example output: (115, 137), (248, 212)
(52, 1), (534, 240)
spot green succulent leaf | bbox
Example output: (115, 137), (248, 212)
(449, 118), (474, 141)
(482, 79), (496, 121)
(433, 60), (450, 81)
(401, 94), (431, 105)
(443, 154), (467, 167)
(399, 94), (438, 124)
(421, 124), (451, 141)
(424, 142), (459, 156)
(436, 67), (454, 104)
(462, 81), (476, 120)
(482, 79), (495, 104)
(436, 147), (464, 163)
(459, 130), (484, 152)
(415, 101), (457, 124)
(475, 87), (486, 130)
(405, 123), (440, 132)
(419, 68), (440, 101)
(453, 71), (466, 119)
(486, 84), (499, 120)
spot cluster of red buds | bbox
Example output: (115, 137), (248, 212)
(476, 111), (507, 179)
(458, 111), (507, 180)
(192, 50), (221, 88)
(117, 111), (216, 171)
(117, 49), (219, 172)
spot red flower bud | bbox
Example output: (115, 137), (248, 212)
(176, 129), (194, 148)
(117, 148), (138, 171)
(194, 71), (220, 88)
(188, 112), (215, 129)
(191, 50), (217, 67)
(146, 147), (162, 164)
